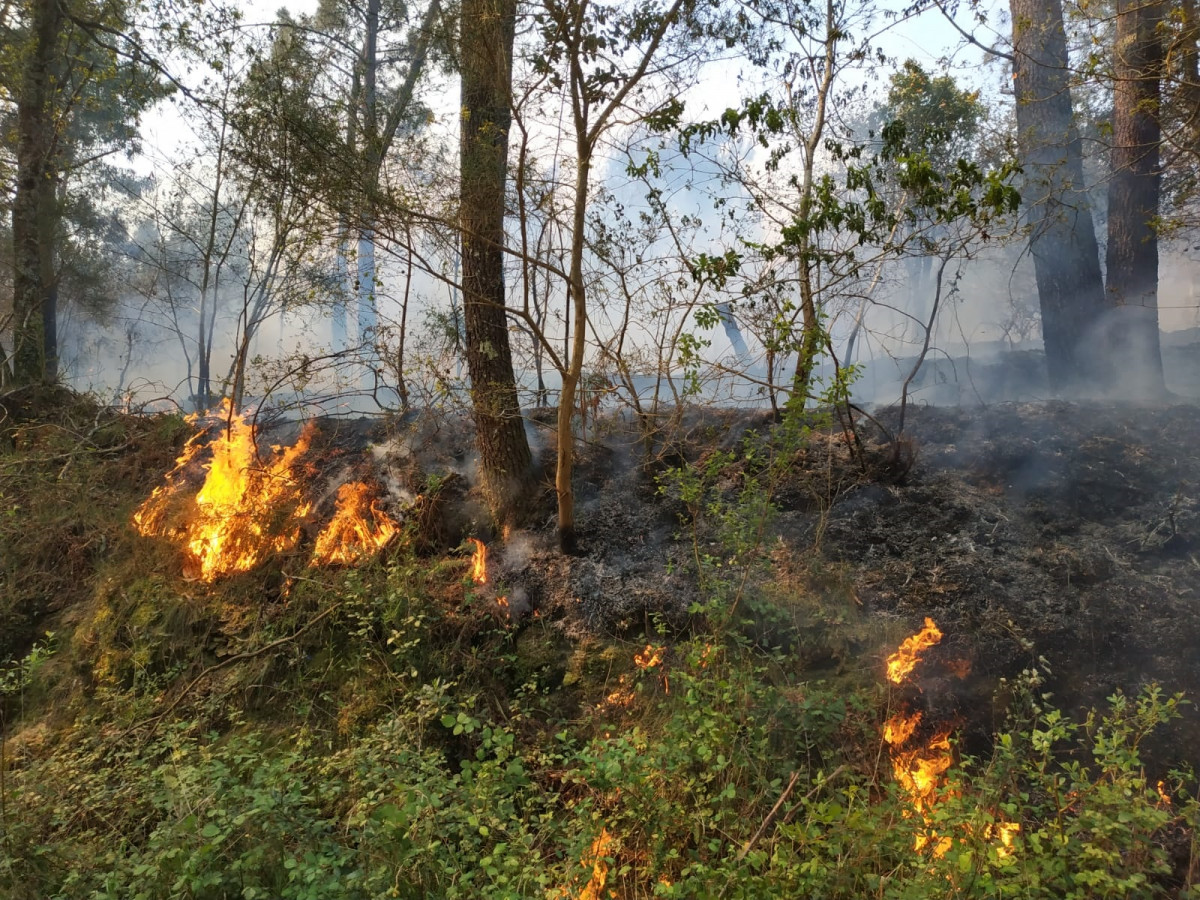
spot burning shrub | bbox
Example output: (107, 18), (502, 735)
(134, 404), (408, 581)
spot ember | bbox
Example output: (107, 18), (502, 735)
(310, 481), (399, 566)
(134, 402), (313, 582)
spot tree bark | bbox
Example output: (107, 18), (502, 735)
(1106, 0), (1167, 399)
(1010, 0), (1110, 392)
(11, 0), (63, 385)
(460, 0), (535, 526)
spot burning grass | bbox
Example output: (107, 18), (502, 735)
(310, 481), (399, 566)
(883, 618), (1021, 861)
(133, 403), (315, 581)
(133, 403), (405, 581)
(466, 537), (510, 610)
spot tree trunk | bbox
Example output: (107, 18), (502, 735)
(333, 226), (352, 351)
(460, 0), (535, 527)
(358, 0), (381, 383)
(556, 154), (591, 554)
(11, 0), (63, 385)
(1010, 0), (1110, 392)
(1106, 0), (1167, 399)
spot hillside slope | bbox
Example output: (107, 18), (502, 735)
(2, 392), (1198, 898)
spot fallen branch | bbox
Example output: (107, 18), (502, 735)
(780, 765), (847, 827)
(719, 766), (847, 898)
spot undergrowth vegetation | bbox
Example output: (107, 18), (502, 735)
(2, 394), (1199, 897)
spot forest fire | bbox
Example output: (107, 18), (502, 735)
(468, 537), (489, 585)
(577, 828), (613, 900)
(634, 643), (668, 693)
(133, 403), (313, 582)
(634, 644), (663, 669)
(883, 619), (955, 855)
(886, 617), (943, 684)
(310, 481), (399, 566)
(467, 538), (508, 609)
(883, 619), (1018, 859)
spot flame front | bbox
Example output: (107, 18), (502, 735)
(883, 619), (1018, 860)
(886, 617), (943, 684)
(889, 729), (953, 815)
(134, 402), (313, 582)
(310, 481), (399, 566)
(883, 711), (921, 747)
(468, 537), (489, 585)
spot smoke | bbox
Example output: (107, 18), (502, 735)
(715, 302), (750, 358)
(501, 531), (539, 571)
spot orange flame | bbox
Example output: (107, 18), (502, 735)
(886, 617), (943, 684)
(891, 730), (953, 816)
(134, 402), (313, 581)
(986, 821), (1020, 859)
(468, 537), (489, 585)
(310, 481), (399, 566)
(132, 423), (207, 536)
(578, 828), (613, 900)
(884, 619), (1019, 859)
(467, 538), (509, 610)
(883, 711), (922, 747)
(634, 644), (664, 669)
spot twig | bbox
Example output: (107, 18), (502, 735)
(780, 765), (847, 826)
(719, 766), (847, 898)
(736, 771), (801, 863)
(931, 0), (1014, 62)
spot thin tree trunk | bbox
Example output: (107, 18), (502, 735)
(788, 0), (837, 406)
(460, 0), (535, 526)
(396, 232), (413, 409)
(333, 223), (352, 351)
(333, 63), (361, 353)
(11, 0), (63, 385)
(556, 153), (590, 554)
(358, 0), (381, 381)
(1106, 0), (1167, 399)
(1010, 0), (1110, 392)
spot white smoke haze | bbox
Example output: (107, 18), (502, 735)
(27, 0), (1200, 419)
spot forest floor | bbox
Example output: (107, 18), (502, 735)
(2, 387), (1199, 897)
(524, 400), (1200, 768)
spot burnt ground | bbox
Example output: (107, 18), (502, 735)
(24, 393), (1192, 770)
(461, 402), (1200, 771)
(800, 403), (1200, 766)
